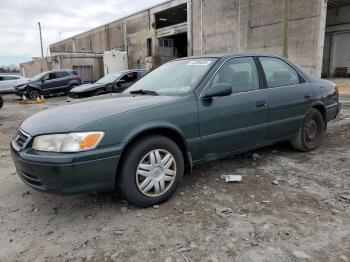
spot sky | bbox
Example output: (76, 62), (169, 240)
(0, 0), (166, 66)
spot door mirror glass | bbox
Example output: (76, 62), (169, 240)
(203, 83), (232, 98)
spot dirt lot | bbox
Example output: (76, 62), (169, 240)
(0, 93), (350, 262)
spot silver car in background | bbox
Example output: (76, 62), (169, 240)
(0, 75), (29, 93)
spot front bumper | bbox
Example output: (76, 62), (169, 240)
(14, 88), (28, 97)
(11, 143), (123, 194)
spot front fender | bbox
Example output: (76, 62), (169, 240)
(26, 84), (42, 92)
(121, 121), (186, 144)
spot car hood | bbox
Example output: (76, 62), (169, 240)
(15, 79), (33, 87)
(70, 83), (106, 93)
(21, 94), (180, 136)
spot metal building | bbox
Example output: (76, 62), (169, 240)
(20, 0), (350, 80)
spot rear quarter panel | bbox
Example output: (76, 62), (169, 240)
(310, 79), (339, 122)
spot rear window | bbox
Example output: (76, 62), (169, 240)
(71, 70), (79, 76)
(55, 71), (70, 78)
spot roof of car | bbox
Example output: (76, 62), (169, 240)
(0, 74), (22, 77)
(174, 53), (285, 60)
(114, 69), (149, 74)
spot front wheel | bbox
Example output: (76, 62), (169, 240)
(291, 109), (325, 152)
(28, 89), (40, 100)
(118, 135), (184, 207)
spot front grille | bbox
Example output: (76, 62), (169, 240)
(13, 129), (30, 151)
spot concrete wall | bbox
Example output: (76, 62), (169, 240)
(125, 11), (151, 69)
(20, 56), (60, 78)
(192, 0), (326, 76)
(44, 0), (328, 77)
(20, 54), (103, 81)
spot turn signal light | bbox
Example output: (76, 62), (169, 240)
(79, 133), (103, 150)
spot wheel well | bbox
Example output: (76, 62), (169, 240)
(312, 104), (327, 129)
(118, 128), (192, 176)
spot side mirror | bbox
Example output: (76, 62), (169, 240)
(203, 83), (232, 98)
(41, 79), (45, 83)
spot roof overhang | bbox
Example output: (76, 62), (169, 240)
(328, 0), (350, 9)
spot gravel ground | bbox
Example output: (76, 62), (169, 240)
(0, 93), (349, 262)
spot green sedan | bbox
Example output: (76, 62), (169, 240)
(11, 54), (341, 207)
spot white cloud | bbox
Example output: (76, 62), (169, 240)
(0, 0), (165, 62)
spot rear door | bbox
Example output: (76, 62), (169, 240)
(53, 71), (71, 90)
(258, 56), (312, 140)
(198, 57), (269, 158)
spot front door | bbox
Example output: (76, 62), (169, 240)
(258, 56), (313, 140)
(198, 57), (269, 159)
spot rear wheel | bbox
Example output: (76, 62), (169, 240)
(28, 89), (40, 100)
(118, 135), (184, 207)
(291, 109), (325, 151)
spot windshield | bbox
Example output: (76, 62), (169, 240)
(96, 73), (122, 84)
(31, 72), (47, 81)
(125, 58), (217, 95)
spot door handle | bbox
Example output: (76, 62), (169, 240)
(256, 100), (267, 108)
(304, 93), (311, 99)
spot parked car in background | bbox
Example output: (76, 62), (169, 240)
(11, 54), (340, 207)
(68, 69), (149, 100)
(0, 75), (29, 93)
(14, 69), (81, 99)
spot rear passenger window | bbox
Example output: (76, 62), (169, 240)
(260, 57), (300, 88)
(71, 71), (79, 75)
(55, 71), (69, 78)
(210, 57), (259, 94)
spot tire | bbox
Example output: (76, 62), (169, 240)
(291, 108), (325, 152)
(0, 96), (3, 109)
(28, 89), (40, 100)
(118, 135), (184, 207)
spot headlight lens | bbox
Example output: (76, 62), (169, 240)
(32, 132), (104, 152)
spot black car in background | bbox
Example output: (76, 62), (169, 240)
(68, 69), (149, 100)
(14, 69), (81, 99)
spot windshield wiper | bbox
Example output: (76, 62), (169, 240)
(129, 89), (159, 96)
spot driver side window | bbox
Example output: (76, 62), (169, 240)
(120, 72), (138, 83)
(43, 73), (55, 81)
(210, 57), (260, 94)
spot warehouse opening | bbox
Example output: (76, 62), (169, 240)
(158, 33), (187, 65)
(155, 4), (187, 29)
(154, 3), (188, 66)
(322, 0), (350, 78)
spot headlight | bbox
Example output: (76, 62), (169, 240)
(32, 132), (104, 152)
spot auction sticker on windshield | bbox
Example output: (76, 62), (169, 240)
(187, 60), (212, 66)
